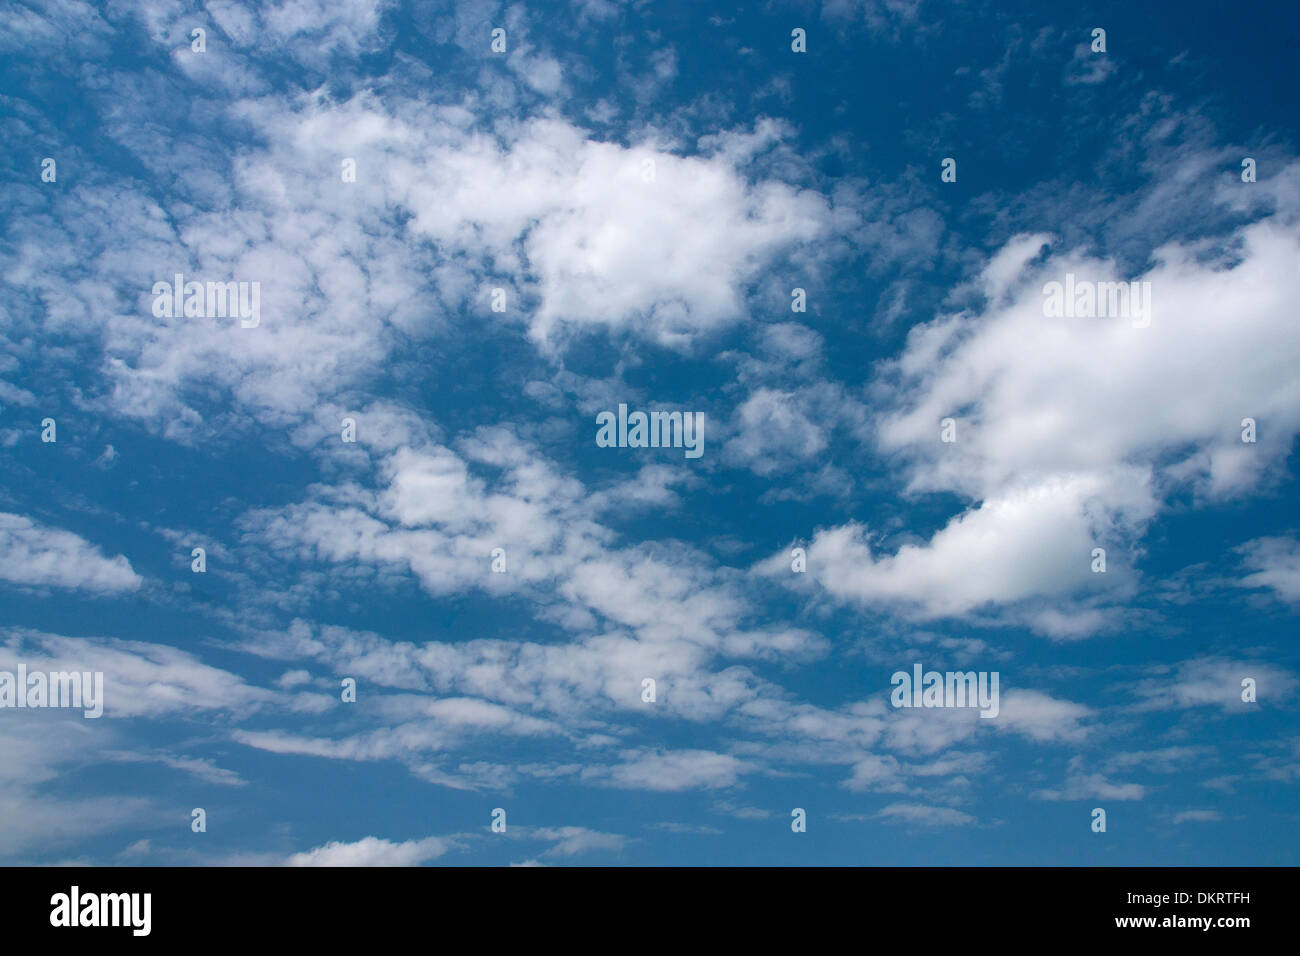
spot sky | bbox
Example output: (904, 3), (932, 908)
(1, 0), (1298, 866)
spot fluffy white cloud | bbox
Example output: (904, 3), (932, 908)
(879, 214), (1300, 501)
(723, 387), (829, 475)
(0, 514), (141, 593)
(1237, 536), (1300, 604)
(992, 690), (1091, 742)
(285, 835), (452, 866)
(785, 472), (1150, 619)
(766, 174), (1300, 633)
(4, 82), (830, 436)
(306, 104), (828, 349)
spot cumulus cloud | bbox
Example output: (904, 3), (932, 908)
(992, 690), (1091, 742)
(761, 178), (1300, 634)
(779, 474), (1148, 621)
(284, 835), (452, 866)
(0, 514), (141, 593)
(4, 0), (1296, 866)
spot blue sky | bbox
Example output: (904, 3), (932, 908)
(1, 0), (1298, 866)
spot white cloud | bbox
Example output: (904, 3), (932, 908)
(0, 514), (141, 593)
(0, 629), (284, 718)
(765, 184), (1300, 633)
(0, 719), (155, 859)
(589, 748), (750, 791)
(1237, 536), (1300, 604)
(105, 751), (247, 788)
(1170, 809), (1221, 824)
(993, 690), (1091, 743)
(723, 388), (829, 475)
(1033, 756), (1146, 801)
(1065, 43), (1118, 86)
(1128, 657), (1295, 713)
(875, 803), (976, 827)
(782, 473), (1150, 621)
(6, 78), (832, 437)
(284, 835), (452, 866)
(846, 754), (906, 793)
(531, 826), (625, 857)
